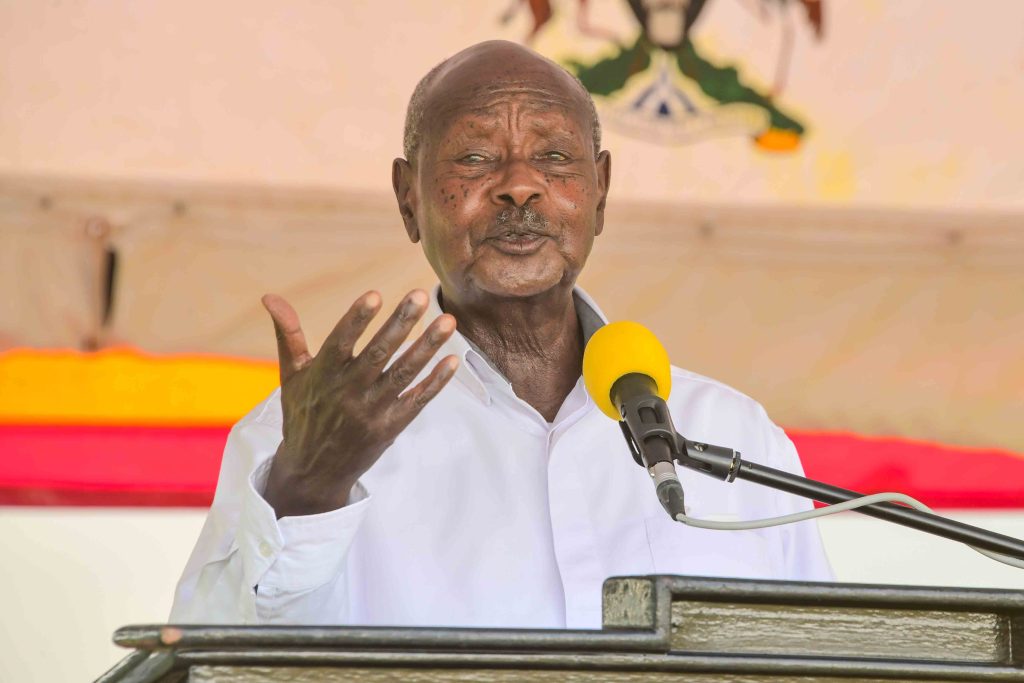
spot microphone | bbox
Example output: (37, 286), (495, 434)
(582, 321), (686, 519)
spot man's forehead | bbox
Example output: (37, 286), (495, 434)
(424, 79), (589, 145)
(405, 41), (598, 160)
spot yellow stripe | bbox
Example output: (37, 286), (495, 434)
(0, 348), (278, 425)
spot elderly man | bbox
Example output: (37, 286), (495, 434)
(171, 40), (832, 628)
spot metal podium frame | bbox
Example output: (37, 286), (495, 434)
(98, 575), (1024, 682)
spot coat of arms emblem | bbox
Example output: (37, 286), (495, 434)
(503, 0), (824, 151)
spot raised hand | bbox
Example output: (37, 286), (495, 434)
(260, 289), (458, 517)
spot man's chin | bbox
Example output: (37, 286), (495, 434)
(471, 269), (569, 302)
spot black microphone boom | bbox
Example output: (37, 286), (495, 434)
(675, 437), (1024, 561)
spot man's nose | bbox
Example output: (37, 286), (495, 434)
(491, 159), (544, 208)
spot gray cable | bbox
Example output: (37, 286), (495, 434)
(674, 491), (1024, 570)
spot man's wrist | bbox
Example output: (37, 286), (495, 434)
(263, 446), (357, 518)
(265, 474), (356, 518)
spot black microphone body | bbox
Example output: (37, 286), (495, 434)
(611, 373), (687, 518)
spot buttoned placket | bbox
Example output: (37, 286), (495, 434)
(462, 350), (604, 627)
(545, 383), (607, 629)
(427, 284), (612, 629)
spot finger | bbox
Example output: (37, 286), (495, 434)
(373, 313), (457, 400)
(262, 294), (312, 384)
(353, 289), (429, 379)
(318, 290), (383, 362)
(392, 354), (460, 425)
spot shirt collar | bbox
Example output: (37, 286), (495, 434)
(427, 284), (608, 405)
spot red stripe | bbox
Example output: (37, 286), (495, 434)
(792, 431), (1024, 509)
(0, 424), (226, 507)
(1, 424), (1022, 508)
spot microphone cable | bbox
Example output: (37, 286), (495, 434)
(674, 491), (1024, 570)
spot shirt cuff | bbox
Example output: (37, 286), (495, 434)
(237, 457), (372, 594)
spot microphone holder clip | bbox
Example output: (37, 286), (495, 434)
(676, 439), (742, 483)
(618, 420), (648, 468)
(615, 395), (742, 483)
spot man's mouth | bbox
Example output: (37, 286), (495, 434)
(487, 207), (551, 255)
(489, 230), (547, 255)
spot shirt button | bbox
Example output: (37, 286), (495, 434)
(259, 541), (274, 558)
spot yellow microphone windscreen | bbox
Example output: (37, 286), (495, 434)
(583, 321), (672, 420)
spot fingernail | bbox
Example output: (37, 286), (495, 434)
(363, 291), (382, 310)
(408, 290), (428, 308)
(429, 319), (455, 344)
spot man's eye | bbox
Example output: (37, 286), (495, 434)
(460, 153), (487, 163)
(543, 151), (569, 161)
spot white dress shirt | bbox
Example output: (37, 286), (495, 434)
(170, 286), (833, 629)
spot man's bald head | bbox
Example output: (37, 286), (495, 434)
(403, 40), (602, 162)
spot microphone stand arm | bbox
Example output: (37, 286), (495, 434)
(675, 437), (1024, 562)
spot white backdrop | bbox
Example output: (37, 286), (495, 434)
(1, 508), (1023, 682)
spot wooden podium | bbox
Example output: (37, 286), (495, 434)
(99, 576), (1024, 682)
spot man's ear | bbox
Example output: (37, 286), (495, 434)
(392, 158), (420, 243)
(594, 150), (611, 237)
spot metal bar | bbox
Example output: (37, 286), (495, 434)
(657, 575), (1024, 610)
(114, 623), (668, 653)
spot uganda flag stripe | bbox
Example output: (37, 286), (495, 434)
(1, 349), (1022, 508)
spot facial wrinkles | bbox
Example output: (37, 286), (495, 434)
(461, 79), (576, 110)
(468, 91), (574, 124)
(433, 84), (588, 153)
(446, 107), (575, 157)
